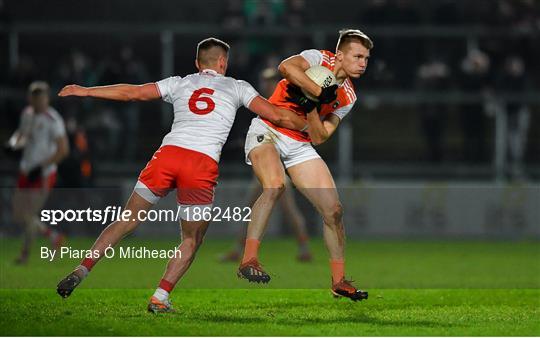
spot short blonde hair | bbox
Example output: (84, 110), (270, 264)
(28, 81), (50, 96)
(196, 37), (230, 66)
(336, 28), (374, 51)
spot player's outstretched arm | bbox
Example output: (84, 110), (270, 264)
(278, 55), (321, 98)
(306, 110), (340, 145)
(58, 83), (160, 102)
(248, 96), (307, 131)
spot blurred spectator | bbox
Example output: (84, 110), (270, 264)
(258, 67), (280, 97)
(462, 1), (498, 25)
(495, 0), (539, 30)
(361, 0), (389, 25)
(382, 0), (423, 88)
(459, 48), (491, 163)
(0, 0), (9, 25)
(244, 0), (285, 26)
(53, 51), (96, 125)
(385, 0), (421, 24)
(497, 55), (531, 179)
(8, 55), (38, 89)
(431, 0), (459, 25)
(117, 46), (150, 160)
(84, 104), (122, 160)
(58, 115), (93, 187)
(416, 55), (451, 162)
(222, 0), (246, 29)
(363, 58), (395, 89)
(54, 51), (95, 88)
(285, 0), (307, 28)
(4, 56), (39, 134)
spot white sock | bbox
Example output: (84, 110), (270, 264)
(153, 287), (169, 302)
(75, 265), (89, 279)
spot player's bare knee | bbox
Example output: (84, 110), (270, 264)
(322, 202), (344, 225)
(262, 180), (285, 199)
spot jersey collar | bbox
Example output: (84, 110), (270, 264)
(200, 69), (223, 77)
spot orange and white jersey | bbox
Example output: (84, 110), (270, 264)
(18, 106), (66, 176)
(263, 49), (357, 142)
(156, 69), (259, 162)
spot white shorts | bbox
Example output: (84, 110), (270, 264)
(244, 118), (320, 169)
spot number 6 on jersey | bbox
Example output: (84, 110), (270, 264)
(188, 88), (215, 115)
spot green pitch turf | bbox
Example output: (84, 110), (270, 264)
(1, 238), (539, 336)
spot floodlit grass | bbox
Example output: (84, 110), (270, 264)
(1, 238), (539, 335)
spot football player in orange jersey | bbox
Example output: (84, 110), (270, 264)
(238, 29), (373, 301)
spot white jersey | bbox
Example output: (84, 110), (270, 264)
(18, 106), (66, 176)
(156, 69), (260, 162)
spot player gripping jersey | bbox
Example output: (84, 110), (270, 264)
(55, 38), (306, 313)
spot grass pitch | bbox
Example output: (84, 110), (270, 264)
(1, 238), (539, 336)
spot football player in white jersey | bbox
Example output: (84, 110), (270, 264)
(6, 81), (69, 265)
(55, 38), (307, 313)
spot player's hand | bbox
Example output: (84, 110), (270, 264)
(26, 166), (43, 183)
(58, 85), (88, 97)
(317, 84), (338, 104)
(285, 84), (317, 113)
(3, 142), (22, 160)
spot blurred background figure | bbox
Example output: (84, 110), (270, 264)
(220, 67), (312, 263)
(4, 81), (69, 264)
(497, 55), (531, 180)
(284, 0), (307, 28)
(459, 48), (491, 163)
(222, 0), (246, 29)
(117, 45), (150, 160)
(244, 0), (285, 26)
(57, 115), (93, 188)
(416, 52), (451, 162)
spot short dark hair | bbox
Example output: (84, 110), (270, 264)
(196, 37), (230, 66)
(336, 29), (374, 51)
(28, 81), (50, 96)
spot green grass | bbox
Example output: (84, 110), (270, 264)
(1, 238), (539, 335)
(1, 289), (539, 336)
